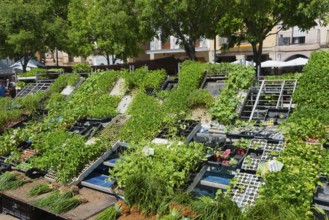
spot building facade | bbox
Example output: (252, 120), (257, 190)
(42, 23), (329, 67)
(145, 35), (218, 63)
(218, 23), (329, 63)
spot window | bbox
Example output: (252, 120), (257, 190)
(292, 36), (305, 44)
(278, 37), (290, 45)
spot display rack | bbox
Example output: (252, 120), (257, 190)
(240, 80), (297, 121)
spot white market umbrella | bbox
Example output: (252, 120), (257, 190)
(261, 60), (286, 68)
(10, 62), (38, 71)
(231, 60), (255, 66)
(280, 57), (308, 67)
(10, 58), (44, 71)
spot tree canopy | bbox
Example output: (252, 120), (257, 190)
(136, 0), (222, 60)
(217, 0), (329, 70)
(67, 0), (144, 65)
(0, 0), (68, 72)
(1, 0), (329, 68)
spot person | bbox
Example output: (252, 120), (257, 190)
(0, 82), (6, 97)
(6, 79), (16, 98)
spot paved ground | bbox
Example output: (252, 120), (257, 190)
(0, 214), (19, 220)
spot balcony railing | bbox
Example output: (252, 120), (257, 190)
(277, 28), (320, 46)
(150, 36), (209, 51)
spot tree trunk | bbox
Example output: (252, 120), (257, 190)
(106, 54), (110, 65)
(251, 41), (263, 80)
(183, 41), (197, 61)
(21, 56), (30, 73)
(111, 55), (117, 65)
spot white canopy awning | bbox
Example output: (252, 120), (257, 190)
(280, 57), (308, 67)
(261, 60), (286, 68)
(10, 58), (44, 71)
(231, 60), (255, 66)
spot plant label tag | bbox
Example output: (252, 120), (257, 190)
(61, 85), (74, 96)
(142, 146), (154, 156)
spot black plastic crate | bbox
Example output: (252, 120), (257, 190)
(156, 120), (199, 139)
(69, 119), (103, 138)
(207, 144), (247, 169)
(161, 77), (178, 91)
(86, 116), (112, 123)
(1, 195), (36, 220)
(264, 108), (290, 125)
(200, 74), (227, 96)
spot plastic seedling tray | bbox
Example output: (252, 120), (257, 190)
(200, 74), (227, 96)
(145, 88), (157, 97)
(208, 144), (247, 169)
(161, 77), (178, 91)
(69, 120), (103, 138)
(249, 139), (267, 151)
(242, 158), (261, 171)
(156, 119), (201, 144)
(86, 116), (113, 123)
(117, 95), (133, 114)
(264, 108), (290, 125)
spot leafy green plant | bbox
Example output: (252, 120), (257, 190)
(164, 61), (207, 116)
(48, 73), (80, 93)
(30, 131), (107, 183)
(46, 93), (66, 111)
(18, 68), (46, 77)
(86, 95), (120, 119)
(110, 142), (205, 190)
(120, 93), (165, 143)
(264, 72), (302, 80)
(123, 67), (166, 91)
(294, 51), (329, 109)
(187, 89), (214, 109)
(17, 92), (46, 113)
(233, 138), (250, 149)
(117, 142), (205, 215)
(72, 63), (91, 73)
(0, 127), (30, 156)
(211, 64), (254, 125)
(205, 62), (234, 75)
(123, 67), (148, 90)
(0, 109), (22, 130)
(280, 107), (328, 143)
(47, 68), (64, 73)
(142, 69), (166, 90)
(15, 81), (26, 88)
